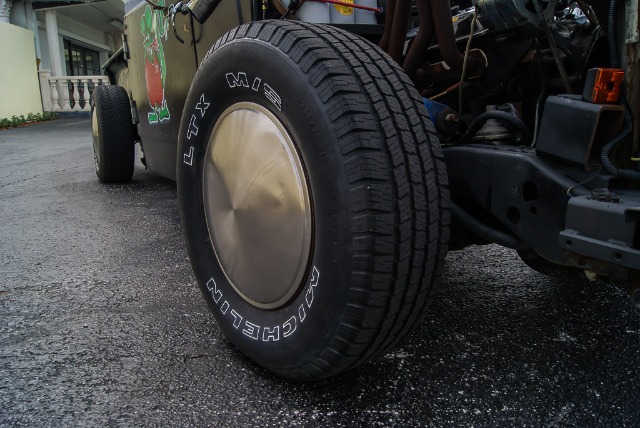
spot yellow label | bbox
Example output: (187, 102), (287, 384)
(334, 0), (353, 15)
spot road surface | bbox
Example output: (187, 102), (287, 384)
(1, 118), (639, 426)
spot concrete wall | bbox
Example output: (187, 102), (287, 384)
(9, 0), (40, 59)
(0, 23), (43, 118)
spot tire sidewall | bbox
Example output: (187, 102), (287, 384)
(177, 39), (353, 370)
(92, 87), (107, 179)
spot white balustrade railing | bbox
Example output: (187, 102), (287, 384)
(38, 70), (110, 112)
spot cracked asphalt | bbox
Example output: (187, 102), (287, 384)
(1, 118), (639, 426)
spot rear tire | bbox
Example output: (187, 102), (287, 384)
(177, 20), (450, 381)
(92, 85), (135, 183)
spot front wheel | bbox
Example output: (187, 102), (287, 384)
(177, 21), (450, 382)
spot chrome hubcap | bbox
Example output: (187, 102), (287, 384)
(203, 102), (312, 309)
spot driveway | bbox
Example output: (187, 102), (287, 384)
(1, 118), (639, 426)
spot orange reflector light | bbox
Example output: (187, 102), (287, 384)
(583, 68), (624, 104)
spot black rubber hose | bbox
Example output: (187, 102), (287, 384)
(451, 203), (528, 251)
(608, 0), (619, 68)
(236, 0), (244, 24)
(190, 12), (199, 68)
(600, 0), (640, 180)
(600, 112), (640, 179)
(458, 111), (533, 146)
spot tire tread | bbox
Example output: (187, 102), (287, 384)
(212, 20), (450, 381)
(93, 85), (135, 183)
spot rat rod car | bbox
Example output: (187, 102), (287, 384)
(91, 0), (640, 381)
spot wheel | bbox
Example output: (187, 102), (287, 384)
(177, 20), (450, 381)
(91, 85), (135, 183)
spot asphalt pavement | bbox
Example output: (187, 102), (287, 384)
(1, 118), (639, 427)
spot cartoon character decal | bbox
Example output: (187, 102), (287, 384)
(141, 1), (170, 123)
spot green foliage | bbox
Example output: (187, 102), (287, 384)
(0, 112), (58, 129)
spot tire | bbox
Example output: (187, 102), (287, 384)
(91, 85), (135, 183)
(177, 20), (450, 381)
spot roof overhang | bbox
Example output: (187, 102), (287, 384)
(32, 0), (105, 11)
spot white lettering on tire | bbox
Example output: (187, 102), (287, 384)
(263, 83), (282, 111)
(195, 93), (210, 117)
(207, 278), (222, 303)
(183, 146), (194, 166)
(220, 301), (230, 315)
(226, 72), (249, 88)
(183, 93), (210, 167)
(206, 266), (320, 342)
(251, 77), (262, 92)
(231, 310), (242, 328)
(227, 71), (282, 111)
(262, 326), (280, 342)
(186, 114), (199, 140)
(242, 321), (260, 340)
(283, 316), (296, 337)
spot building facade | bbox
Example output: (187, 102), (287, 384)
(0, 0), (125, 117)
